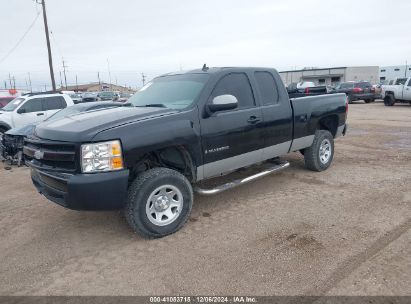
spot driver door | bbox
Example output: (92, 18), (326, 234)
(13, 98), (47, 128)
(200, 72), (264, 179)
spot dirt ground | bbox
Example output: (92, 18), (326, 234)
(0, 101), (410, 296)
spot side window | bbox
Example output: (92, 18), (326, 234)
(20, 98), (44, 113)
(44, 96), (67, 110)
(254, 71), (279, 105)
(211, 73), (255, 109)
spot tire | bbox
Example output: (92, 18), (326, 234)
(125, 167), (193, 238)
(347, 94), (353, 104)
(364, 99), (371, 103)
(384, 95), (395, 106)
(303, 130), (334, 172)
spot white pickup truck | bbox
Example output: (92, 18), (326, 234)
(0, 92), (74, 135)
(382, 77), (411, 106)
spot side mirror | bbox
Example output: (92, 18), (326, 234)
(17, 108), (26, 114)
(208, 94), (238, 112)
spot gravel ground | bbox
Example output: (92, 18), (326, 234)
(0, 101), (410, 296)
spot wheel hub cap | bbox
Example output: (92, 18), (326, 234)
(146, 185), (183, 226)
(319, 139), (332, 164)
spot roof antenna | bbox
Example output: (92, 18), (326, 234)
(202, 63), (209, 72)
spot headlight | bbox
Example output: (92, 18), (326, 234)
(81, 140), (124, 173)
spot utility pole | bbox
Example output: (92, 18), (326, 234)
(76, 75), (78, 91)
(97, 72), (101, 85)
(12, 76), (16, 89)
(28, 72), (32, 92)
(4, 81), (7, 89)
(141, 73), (146, 87)
(405, 60), (408, 77)
(107, 59), (112, 90)
(59, 71), (63, 89)
(8, 73), (12, 88)
(40, 0), (56, 91)
(62, 58), (68, 89)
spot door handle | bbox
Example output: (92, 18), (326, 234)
(247, 116), (260, 124)
(37, 113), (44, 116)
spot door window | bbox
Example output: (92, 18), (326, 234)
(19, 98), (44, 113)
(254, 71), (279, 105)
(211, 73), (255, 109)
(44, 96), (67, 110)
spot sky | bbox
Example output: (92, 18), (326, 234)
(0, 0), (410, 91)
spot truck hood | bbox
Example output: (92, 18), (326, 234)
(6, 123), (37, 136)
(34, 106), (175, 142)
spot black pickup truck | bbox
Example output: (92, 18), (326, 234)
(24, 67), (348, 238)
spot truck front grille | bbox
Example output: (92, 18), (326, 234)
(24, 137), (77, 173)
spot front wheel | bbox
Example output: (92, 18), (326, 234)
(384, 95), (395, 106)
(0, 126), (8, 137)
(125, 167), (193, 238)
(303, 130), (334, 172)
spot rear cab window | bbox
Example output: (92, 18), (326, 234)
(339, 83), (354, 89)
(254, 71), (279, 105)
(44, 96), (67, 110)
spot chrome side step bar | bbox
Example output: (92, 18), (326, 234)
(194, 161), (290, 195)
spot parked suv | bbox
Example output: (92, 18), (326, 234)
(335, 81), (375, 103)
(0, 92), (74, 135)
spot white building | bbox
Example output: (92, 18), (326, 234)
(379, 65), (410, 81)
(279, 66), (379, 86)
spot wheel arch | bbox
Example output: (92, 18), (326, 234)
(0, 122), (11, 132)
(127, 145), (196, 183)
(317, 114), (339, 138)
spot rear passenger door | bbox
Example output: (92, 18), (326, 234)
(254, 71), (293, 159)
(44, 96), (67, 116)
(200, 72), (264, 179)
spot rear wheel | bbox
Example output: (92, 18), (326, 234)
(303, 130), (334, 172)
(364, 99), (371, 103)
(125, 167), (193, 238)
(347, 94), (353, 104)
(384, 95), (396, 106)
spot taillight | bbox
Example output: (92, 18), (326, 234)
(345, 98), (349, 119)
(304, 87), (310, 94)
(352, 87), (363, 93)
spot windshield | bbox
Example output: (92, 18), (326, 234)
(127, 74), (209, 110)
(1, 97), (25, 112)
(395, 78), (407, 85)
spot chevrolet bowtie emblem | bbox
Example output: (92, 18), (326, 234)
(34, 150), (44, 160)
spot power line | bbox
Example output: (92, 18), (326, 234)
(0, 12), (41, 65)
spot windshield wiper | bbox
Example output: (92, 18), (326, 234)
(136, 104), (167, 108)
